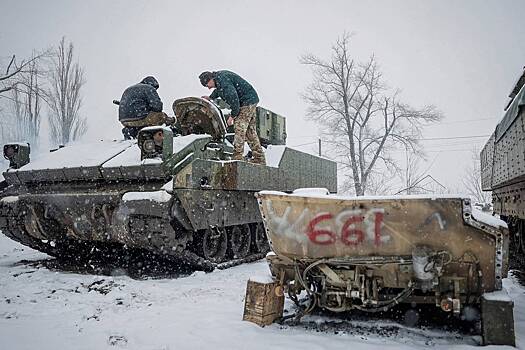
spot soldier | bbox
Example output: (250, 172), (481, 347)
(118, 76), (175, 139)
(199, 70), (266, 165)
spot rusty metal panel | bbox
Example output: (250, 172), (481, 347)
(493, 180), (525, 219)
(257, 193), (507, 292)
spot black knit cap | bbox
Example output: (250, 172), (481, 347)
(141, 76), (159, 89)
(199, 71), (214, 86)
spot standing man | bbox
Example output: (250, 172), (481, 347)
(118, 76), (175, 139)
(199, 70), (266, 165)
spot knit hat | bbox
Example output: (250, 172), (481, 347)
(141, 76), (159, 89)
(199, 71), (214, 86)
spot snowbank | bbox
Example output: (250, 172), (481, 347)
(0, 234), (524, 349)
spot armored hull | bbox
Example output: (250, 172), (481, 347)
(481, 68), (525, 268)
(0, 98), (337, 270)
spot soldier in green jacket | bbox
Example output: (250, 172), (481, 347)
(199, 70), (266, 165)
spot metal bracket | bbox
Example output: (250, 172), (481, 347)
(462, 198), (503, 289)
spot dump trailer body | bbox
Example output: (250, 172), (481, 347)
(256, 190), (514, 345)
(257, 191), (508, 293)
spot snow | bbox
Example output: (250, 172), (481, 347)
(161, 179), (173, 192)
(121, 190), (172, 203)
(265, 145), (286, 168)
(0, 196), (18, 203)
(248, 273), (275, 284)
(292, 188), (330, 196)
(174, 153), (193, 168)
(5, 142), (30, 147)
(103, 134), (210, 168)
(17, 140), (134, 171)
(140, 125), (172, 133)
(172, 134), (211, 152)
(471, 208), (508, 229)
(9, 135), (211, 171)
(259, 190), (475, 201)
(483, 289), (513, 303)
(0, 234), (524, 349)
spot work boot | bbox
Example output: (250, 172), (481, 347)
(250, 151), (266, 166)
(250, 156), (266, 166)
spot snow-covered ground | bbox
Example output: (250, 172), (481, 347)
(0, 234), (523, 350)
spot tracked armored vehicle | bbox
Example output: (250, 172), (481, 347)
(256, 189), (515, 346)
(0, 97), (337, 270)
(481, 67), (525, 269)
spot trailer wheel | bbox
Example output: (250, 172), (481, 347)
(201, 227), (227, 263)
(253, 222), (270, 253)
(229, 224), (251, 259)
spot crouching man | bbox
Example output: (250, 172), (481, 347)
(118, 76), (175, 139)
(199, 70), (266, 165)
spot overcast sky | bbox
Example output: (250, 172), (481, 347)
(1, 0), (524, 192)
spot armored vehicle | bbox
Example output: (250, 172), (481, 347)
(256, 189), (514, 346)
(0, 97), (337, 271)
(481, 67), (525, 268)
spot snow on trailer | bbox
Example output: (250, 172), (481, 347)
(250, 189), (515, 346)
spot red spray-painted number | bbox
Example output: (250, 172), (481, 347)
(373, 211), (384, 246)
(306, 213), (336, 245)
(306, 211), (385, 246)
(341, 216), (364, 246)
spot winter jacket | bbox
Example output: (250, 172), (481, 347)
(119, 77), (163, 122)
(209, 70), (259, 117)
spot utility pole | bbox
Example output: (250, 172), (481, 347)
(318, 138), (322, 156)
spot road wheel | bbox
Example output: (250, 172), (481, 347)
(253, 222), (270, 253)
(201, 227), (227, 263)
(229, 224), (251, 259)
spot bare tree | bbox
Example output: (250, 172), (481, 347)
(6, 59), (43, 147)
(302, 33), (442, 195)
(0, 51), (47, 151)
(463, 149), (491, 204)
(46, 37), (87, 145)
(395, 149), (446, 195)
(0, 51), (47, 97)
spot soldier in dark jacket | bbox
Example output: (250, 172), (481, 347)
(118, 76), (175, 139)
(199, 70), (266, 165)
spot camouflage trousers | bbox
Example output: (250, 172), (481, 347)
(121, 111), (175, 128)
(233, 104), (266, 165)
